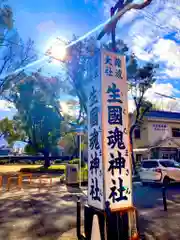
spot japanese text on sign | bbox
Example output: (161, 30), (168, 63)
(87, 49), (132, 211)
(102, 50), (132, 210)
(88, 51), (104, 210)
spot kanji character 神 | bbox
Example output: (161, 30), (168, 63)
(90, 151), (100, 174)
(108, 151), (126, 175)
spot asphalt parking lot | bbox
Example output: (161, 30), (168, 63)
(133, 182), (180, 209)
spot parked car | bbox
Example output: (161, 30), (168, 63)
(139, 159), (180, 185)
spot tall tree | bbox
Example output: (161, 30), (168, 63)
(128, 60), (158, 173)
(9, 75), (62, 167)
(0, 2), (36, 100)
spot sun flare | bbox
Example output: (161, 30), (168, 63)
(46, 38), (67, 61)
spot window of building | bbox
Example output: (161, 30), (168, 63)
(134, 128), (141, 139)
(172, 128), (180, 137)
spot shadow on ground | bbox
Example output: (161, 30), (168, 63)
(0, 180), (180, 240)
(133, 184), (180, 239)
(0, 184), (86, 240)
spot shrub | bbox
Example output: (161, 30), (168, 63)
(54, 159), (62, 164)
(68, 158), (86, 167)
(20, 167), (65, 174)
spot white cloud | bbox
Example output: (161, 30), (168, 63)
(0, 100), (14, 111)
(145, 83), (180, 111)
(103, 1), (180, 79)
(128, 99), (135, 113)
(152, 38), (180, 78)
(153, 39), (180, 67)
(165, 68), (180, 79)
(145, 83), (175, 99)
(128, 83), (180, 112)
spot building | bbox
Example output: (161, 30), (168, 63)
(132, 111), (180, 162)
(0, 146), (11, 156)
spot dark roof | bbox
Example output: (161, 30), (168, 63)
(145, 111), (180, 120)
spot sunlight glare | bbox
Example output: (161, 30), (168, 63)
(60, 102), (70, 115)
(50, 43), (66, 61)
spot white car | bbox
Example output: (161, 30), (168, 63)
(139, 159), (180, 185)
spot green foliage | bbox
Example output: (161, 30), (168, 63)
(9, 75), (62, 164)
(54, 159), (62, 164)
(68, 158), (86, 167)
(24, 144), (37, 155)
(129, 61), (158, 129)
(20, 165), (66, 174)
(0, 117), (24, 145)
(59, 113), (87, 157)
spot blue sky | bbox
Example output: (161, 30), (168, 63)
(8, 0), (104, 46)
(0, 0), (180, 119)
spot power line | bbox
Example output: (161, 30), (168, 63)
(0, 7), (178, 79)
(155, 92), (176, 100)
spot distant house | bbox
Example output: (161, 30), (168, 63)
(132, 110), (180, 162)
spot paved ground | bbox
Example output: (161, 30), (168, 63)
(61, 183), (180, 240)
(0, 183), (86, 240)
(134, 183), (180, 239)
(0, 178), (180, 240)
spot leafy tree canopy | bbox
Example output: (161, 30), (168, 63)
(9, 74), (62, 167)
(0, 117), (25, 145)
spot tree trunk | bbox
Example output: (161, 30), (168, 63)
(130, 125), (137, 175)
(44, 152), (50, 168)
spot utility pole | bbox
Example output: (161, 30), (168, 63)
(97, 0), (153, 44)
(110, 7), (116, 52)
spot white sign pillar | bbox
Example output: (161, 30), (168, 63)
(87, 49), (132, 211)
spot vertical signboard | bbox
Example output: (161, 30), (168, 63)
(102, 50), (132, 210)
(88, 50), (104, 210)
(87, 49), (132, 211)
